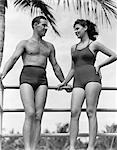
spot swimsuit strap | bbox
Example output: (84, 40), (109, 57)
(75, 40), (93, 51)
(87, 41), (96, 58)
(87, 41), (93, 47)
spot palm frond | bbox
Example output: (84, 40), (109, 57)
(97, 0), (117, 23)
(102, 6), (112, 27)
(56, 0), (117, 27)
(57, 0), (61, 5)
(1, 0), (7, 7)
(14, 0), (60, 36)
(5, 0), (7, 7)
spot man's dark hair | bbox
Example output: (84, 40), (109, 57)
(32, 16), (47, 29)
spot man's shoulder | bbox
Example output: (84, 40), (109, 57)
(44, 40), (54, 47)
(17, 40), (28, 47)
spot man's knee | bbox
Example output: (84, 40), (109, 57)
(71, 108), (81, 119)
(86, 108), (96, 118)
(25, 110), (35, 119)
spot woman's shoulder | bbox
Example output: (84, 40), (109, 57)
(90, 40), (102, 47)
(89, 40), (103, 51)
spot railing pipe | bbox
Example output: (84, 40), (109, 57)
(0, 80), (4, 150)
(2, 108), (117, 113)
(3, 85), (117, 90)
(1, 132), (117, 138)
(0, 83), (117, 150)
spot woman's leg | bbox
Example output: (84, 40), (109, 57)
(85, 82), (101, 150)
(69, 87), (85, 150)
(20, 83), (35, 150)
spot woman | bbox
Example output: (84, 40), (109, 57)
(58, 19), (117, 150)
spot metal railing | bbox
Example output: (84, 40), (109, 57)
(0, 80), (117, 150)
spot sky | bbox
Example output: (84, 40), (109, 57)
(1, 1), (117, 135)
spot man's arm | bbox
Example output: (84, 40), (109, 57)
(49, 44), (65, 83)
(0, 41), (25, 79)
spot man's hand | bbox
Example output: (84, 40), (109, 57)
(57, 82), (66, 90)
(57, 82), (72, 92)
(65, 84), (73, 93)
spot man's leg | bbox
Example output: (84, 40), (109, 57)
(31, 85), (48, 150)
(20, 83), (35, 150)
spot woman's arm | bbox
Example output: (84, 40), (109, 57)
(58, 46), (75, 88)
(62, 61), (74, 85)
(95, 42), (117, 70)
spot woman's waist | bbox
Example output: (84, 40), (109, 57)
(74, 64), (96, 75)
(74, 64), (95, 70)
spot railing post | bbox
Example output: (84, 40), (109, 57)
(45, 137), (49, 150)
(0, 80), (4, 150)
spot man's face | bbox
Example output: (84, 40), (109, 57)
(35, 19), (48, 37)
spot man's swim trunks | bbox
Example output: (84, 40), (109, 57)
(72, 43), (101, 89)
(20, 65), (48, 91)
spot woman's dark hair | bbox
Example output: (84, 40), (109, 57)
(32, 16), (47, 29)
(73, 19), (99, 41)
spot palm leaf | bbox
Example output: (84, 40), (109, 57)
(97, 0), (117, 23)
(56, 0), (117, 27)
(0, 0), (7, 7)
(5, 0), (7, 7)
(14, 0), (60, 36)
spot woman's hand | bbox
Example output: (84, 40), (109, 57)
(57, 82), (72, 92)
(95, 66), (102, 79)
(65, 84), (73, 93)
(57, 81), (66, 90)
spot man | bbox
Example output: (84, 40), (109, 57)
(0, 16), (66, 150)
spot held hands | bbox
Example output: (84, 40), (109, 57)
(57, 82), (72, 92)
(0, 72), (4, 80)
(0, 72), (4, 88)
(65, 84), (73, 93)
(57, 81), (66, 90)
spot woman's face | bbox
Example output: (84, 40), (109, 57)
(74, 23), (87, 38)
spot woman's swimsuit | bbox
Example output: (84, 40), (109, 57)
(20, 65), (48, 91)
(72, 43), (101, 89)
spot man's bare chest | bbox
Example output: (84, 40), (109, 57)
(25, 42), (50, 57)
